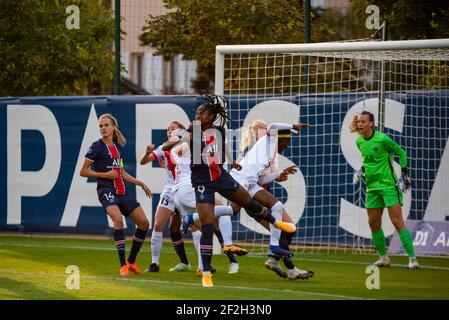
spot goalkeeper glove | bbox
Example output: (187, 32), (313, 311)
(352, 168), (364, 185)
(397, 174), (411, 193)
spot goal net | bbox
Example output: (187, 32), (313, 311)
(215, 39), (449, 254)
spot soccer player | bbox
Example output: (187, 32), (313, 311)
(163, 95), (296, 287)
(350, 111), (419, 269)
(168, 131), (247, 275)
(230, 120), (314, 280)
(138, 121), (192, 273)
(80, 113), (152, 276)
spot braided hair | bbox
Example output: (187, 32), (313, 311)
(197, 94), (231, 127)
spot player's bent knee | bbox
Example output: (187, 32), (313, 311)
(113, 221), (124, 229)
(139, 220), (150, 231)
(154, 221), (165, 232)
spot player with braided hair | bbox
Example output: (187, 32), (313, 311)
(163, 95), (296, 287)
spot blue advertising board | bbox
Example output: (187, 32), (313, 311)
(1, 93), (448, 248)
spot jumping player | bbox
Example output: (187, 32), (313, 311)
(164, 95), (296, 287)
(230, 119), (314, 280)
(168, 130), (248, 275)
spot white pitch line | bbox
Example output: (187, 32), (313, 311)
(0, 269), (372, 300)
(1, 241), (449, 271)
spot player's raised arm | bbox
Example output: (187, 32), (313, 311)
(267, 122), (309, 134)
(139, 144), (157, 165)
(162, 130), (190, 151)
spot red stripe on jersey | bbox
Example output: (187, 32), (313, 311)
(151, 151), (159, 161)
(204, 132), (221, 181)
(106, 144), (126, 195)
(164, 150), (177, 180)
(207, 154), (221, 181)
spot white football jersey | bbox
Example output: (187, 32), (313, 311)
(151, 144), (176, 192)
(233, 134), (278, 182)
(171, 142), (192, 191)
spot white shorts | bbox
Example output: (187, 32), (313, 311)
(173, 184), (197, 214)
(158, 190), (175, 212)
(230, 171), (263, 198)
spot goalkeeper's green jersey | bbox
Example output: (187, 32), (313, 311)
(356, 131), (408, 191)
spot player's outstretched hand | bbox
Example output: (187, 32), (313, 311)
(293, 123), (310, 131)
(145, 144), (155, 155)
(275, 173), (288, 182)
(398, 174), (411, 193)
(232, 160), (242, 171)
(282, 165), (298, 175)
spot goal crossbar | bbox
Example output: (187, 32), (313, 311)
(215, 39), (449, 95)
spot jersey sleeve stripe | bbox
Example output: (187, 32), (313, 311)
(151, 151), (159, 161)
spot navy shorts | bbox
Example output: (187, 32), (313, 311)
(98, 190), (140, 217)
(193, 172), (240, 204)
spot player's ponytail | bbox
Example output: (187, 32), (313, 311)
(348, 111), (375, 134)
(240, 119), (267, 153)
(99, 113), (127, 146)
(348, 115), (359, 133)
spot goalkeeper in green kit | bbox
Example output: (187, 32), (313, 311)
(349, 111), (419, 270)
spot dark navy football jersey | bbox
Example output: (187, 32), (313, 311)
(85, 139), (127, 196)
(188, 124), (227, 184)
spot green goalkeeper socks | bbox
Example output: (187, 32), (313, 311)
(399, 228), (416, 258)
(372, 229), (387, 257)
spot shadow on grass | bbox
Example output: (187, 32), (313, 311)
(0, 276), (78, 300)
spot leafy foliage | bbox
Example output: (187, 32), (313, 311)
(139, 0), (334, 92)
(0, 0), (115, 96)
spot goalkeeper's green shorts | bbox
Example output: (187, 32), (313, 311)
(366, 187), (403, 209)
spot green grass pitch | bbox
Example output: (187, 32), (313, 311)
(1, 235), (448, 300)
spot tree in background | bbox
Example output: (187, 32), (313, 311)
(356, 0), (449, 40)
(0, 0), (115, 97)
(139, 0), (334, 93)
(321, 0), (449, 41)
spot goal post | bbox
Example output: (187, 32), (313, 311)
(215, 39), (449, 254)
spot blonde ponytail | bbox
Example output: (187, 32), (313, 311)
(240, 119), (267, 152)
(348, 115), (359, 133)
(99, 113), (127, 146)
